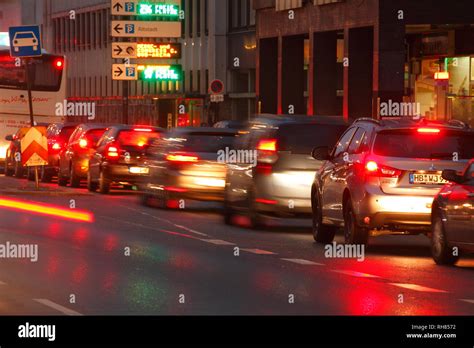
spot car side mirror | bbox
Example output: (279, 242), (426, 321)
(5, 135), (13, 141)
(442, 169), (465, 184)
(312, 146), (331, 161)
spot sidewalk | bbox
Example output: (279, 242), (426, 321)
(0, 176), (92, 196)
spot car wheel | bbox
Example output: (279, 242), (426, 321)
(223, 194), (234, 225)
(4, 160), (13, 176)
(431, 214), (459, 266)
(27, 167), (36, 181)
(14, 161), (24, 178)
(98, 171), (110, 194)
(40, 166), (53, 183)
(343, 200), (369, 246)
(312, 193), (337, 244)
(69, 166), (81, 188)
(87, 172), (98, 192)
(248, 189), (264, 230)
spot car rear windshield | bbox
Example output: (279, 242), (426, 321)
(85, 129), (107, 145)
(118, 130), (161, 148)
(58, 126), (76, 142)
(174, 132), (236, 152)
(373, 130), (474, 159)
(276, 123), (347, 155)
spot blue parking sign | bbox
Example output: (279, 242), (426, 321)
(124, 2), (135, 13)
(9, 25), (42, 58)
(125, 24), (135, 34)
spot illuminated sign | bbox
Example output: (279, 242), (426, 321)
(434, 71), (449, 80)
(137, 43), (181, 59)
(138, 3), (180, 18)
(138, 65), (182, 81)
(0, 32), (10, 47)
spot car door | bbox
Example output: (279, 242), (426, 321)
(320, 127), (357, 222)
(90, 128), (115, 180)
(446, 163), (474, 246)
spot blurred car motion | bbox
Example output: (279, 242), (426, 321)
(312, 118), (474, 246)
(431, 160), (474, 265)
(224, 115), (348, 228)
(140, 127), (238, 208)
(88, 125), (164, 194)
(57, 124), (109, 187)
(214, 120), (248, 131)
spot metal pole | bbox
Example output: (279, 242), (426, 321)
(24, 58), (35, 126)
(123, 79), (129, 124)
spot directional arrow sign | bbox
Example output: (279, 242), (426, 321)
(111, 20), (181, 38)
(111, 0), (180, 18)
(112, 64), (138, 80)
(21, 127), (48, 167)
(112, 42), (137, 58)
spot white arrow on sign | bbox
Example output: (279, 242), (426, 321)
(111, 21), (181, 38)
(112, 42), (137, 58)
(112, 64), (138, 81)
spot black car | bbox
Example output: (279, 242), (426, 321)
(431, 160), (474, 266)
(88, 125), (164, 194)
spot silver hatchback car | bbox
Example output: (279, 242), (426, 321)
(311, 118), (474, 246)
(224, 115), (347, 228)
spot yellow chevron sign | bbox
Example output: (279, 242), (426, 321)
(20, 127), (49, 167)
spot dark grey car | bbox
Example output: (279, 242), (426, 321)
(224, 115), (348, 228)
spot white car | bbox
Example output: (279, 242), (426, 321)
(12, 31), (38, 52)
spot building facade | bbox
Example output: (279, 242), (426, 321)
(254, 0), (474, 127)
(1, 0), (257, 127)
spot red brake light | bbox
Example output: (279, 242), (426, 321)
(54, 58), (64, 70)
(166, 154), (199, 163)
(418, 128), (440, 134)
(133, 128), (152, 132)
(365, 161), (401, 178)
(106, 144), (120, 159)
(78, 138), (88, 149)
(257, 139), (277, 152)
(366, 161), (378, 172)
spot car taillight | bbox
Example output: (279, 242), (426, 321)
(258, 139), (277, 152)
(106, 144), (120, 159)
(365, 161), (401, 178)
(418, 128), (441, 134)
(133, 128), (152, 132)
(256, 139), (279, 174)
(166, 154), (199, 163)
(79, 138), (88, 149)
(52, 143), (61, 150)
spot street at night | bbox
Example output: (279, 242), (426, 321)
(2, 0), (474, 346)
(0, 175), (472, 316)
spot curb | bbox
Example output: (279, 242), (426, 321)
(0, 190), (93, 196)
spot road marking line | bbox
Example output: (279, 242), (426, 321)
(332, 270), (380, 278)
(119, 205), (208, 237)
(201, 239), (236, 246)
(389, 283), (448, 293)
(241, 249), (276, 255)
(281, 258), (324, 266)
(460, 299), (474, 304)
(33, 299), (83, 316)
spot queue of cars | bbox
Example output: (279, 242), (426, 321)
(3, 116), (473, 266)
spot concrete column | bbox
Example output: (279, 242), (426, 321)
(348, 27), (374, 120)
(257, 37), (278, 114)
(281, 35), (305, 115)
(314, 31), (340, 116)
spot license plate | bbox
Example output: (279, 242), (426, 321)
(129, 167), (149, 174)
(409, 172), (448, 185)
